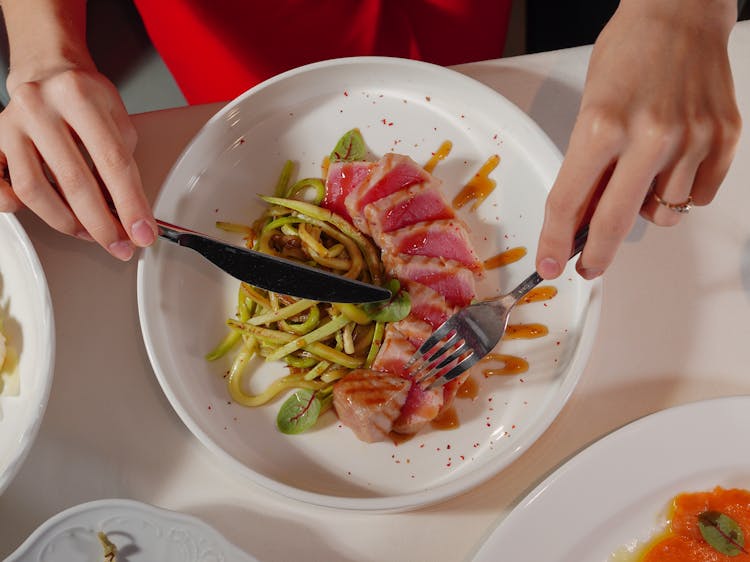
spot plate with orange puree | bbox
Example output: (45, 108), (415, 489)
(471, 396), (750, 561)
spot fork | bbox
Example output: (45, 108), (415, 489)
(406, 225), (590, 390)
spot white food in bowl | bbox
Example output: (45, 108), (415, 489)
(0, 213), (55, 494)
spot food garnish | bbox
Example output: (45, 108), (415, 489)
(97, 531), (118, 562)
(698, 510), (748, 556)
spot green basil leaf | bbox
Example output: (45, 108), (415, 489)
(362, 279), (411, 323)
(277, 389), (321, 434)
(698, 510), (748, 556)
(330, 128), (366, 162)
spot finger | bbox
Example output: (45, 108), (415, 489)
(63, 99), (156, 248)
(4, 135), (86, 236)
(640, 158), (699, 226)
(24, 114), (134, 259)
(576, 146), (663, 278)
(0, 156), (22, 212)
(690, 118), (742, 206)
(535, 109), (625, 279)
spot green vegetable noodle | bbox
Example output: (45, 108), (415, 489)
(207, 130), (410, 434)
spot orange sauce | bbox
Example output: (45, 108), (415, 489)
(453, 154), (500, 211)
(503, 323), (549, 340)
(483, 246), (527, 269)
(628, 487), (750, 562)
(424, 140), (453, 173)
(430, 406), (459, 430)
(457, 376), (479, 399)
(389, 431), (415, 445)
(481, 353), (529, 376)
(520, 286), (558, 305)
(321, 155), (330, 178)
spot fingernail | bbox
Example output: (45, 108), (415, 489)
(108, 240), (135, 261)
(538, 257), (561, 279)
(131, 219), (156, 247)
(76, 231), (94, 242)
(579, 268), (603, 280)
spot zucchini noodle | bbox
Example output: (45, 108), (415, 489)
(207, 161), (389, 411)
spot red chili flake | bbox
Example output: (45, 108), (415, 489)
(388, 122), (394, 126)
(446, 444), (451, 450)
(411, 474), (415, 478)
(486, 423), (491, 427)
(239, 138), (245, 144)
(512, 424), (516, 429)
(426, 96), (431, 101)
(395, 460), (401, 464)
(544, 303), (548, 307)
(473, 442), (480, 448)
(460, 114), (465, 118)
(347, 471), (352, 475)
(419, 443), (425, 448)
(446, 463), (452, 467)
(406, 459), (411, 464)
(233, 417), (238, 421)
(224, 426), (228, 430)
(519, 378), (525, 383)
(343, 90), (349, 96)
(381, 118), (387, 124)
(226, 401), (231, 405)
(436, 447), (441, 451)
(556, 341), (561, 346)
(488, 397), (493, 402)
(460, 455), (465, 460)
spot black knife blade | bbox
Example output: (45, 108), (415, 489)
(156, 220), (391, 303)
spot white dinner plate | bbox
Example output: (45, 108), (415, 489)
(137, 57), (601, 511)
(471, 396), (750, 561)
(6, 498), (258, 561)
(0, 213), (55, 494)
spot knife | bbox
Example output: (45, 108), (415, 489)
(156, 219), (391, 303)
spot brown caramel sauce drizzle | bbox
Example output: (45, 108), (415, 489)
(519, 286), (557, 305)
(452, 154), (500, 210)
(481, 353), (530, 376)
(503, 323), (549, 339)
(424, 140), (453, 173)
(484, 246), (527, 269)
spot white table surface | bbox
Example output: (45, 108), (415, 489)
(3, 21), (750, 562)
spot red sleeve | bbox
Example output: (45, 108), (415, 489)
(133, 0), (512, 104)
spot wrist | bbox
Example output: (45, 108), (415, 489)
(616, 0), (736, 39)
(2, 0), (95, 94)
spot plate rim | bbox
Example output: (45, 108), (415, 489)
(0, 213), (55, 495)
(470, 395), (750, 560)
(6, 497), (257, 561)
(136, 56), (603, 512)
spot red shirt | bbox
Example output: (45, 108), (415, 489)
(133, 0), (512, 104)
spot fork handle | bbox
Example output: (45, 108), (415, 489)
(509, 225), (590, 302)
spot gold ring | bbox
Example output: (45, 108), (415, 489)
(651, 190), (693, 214)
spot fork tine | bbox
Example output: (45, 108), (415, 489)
(403, 321), (457, 370)
(405, 330), (459, 375)
(408, 333), (461, 383)
(426, 352), (481, 390)
(414, 340), (469, 386)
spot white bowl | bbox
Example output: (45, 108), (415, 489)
(138, 57), (601, 511)
(0, 213), (55, 494)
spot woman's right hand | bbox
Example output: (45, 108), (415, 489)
(0, 63), (157, 260)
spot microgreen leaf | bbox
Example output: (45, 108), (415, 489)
(698, 510), (748, 556)
(330, 128), (366, 162)
(277, 389), (321, 434)
(362, 279), (411, 322)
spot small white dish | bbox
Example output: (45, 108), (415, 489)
(471, 396), (750, 561)
(6, 498), (258, 561)
(0, 213), (55, 494)
(137, 57), (601, 511)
